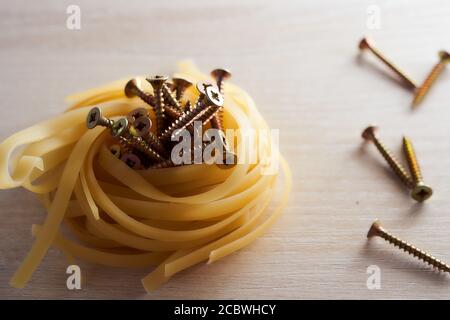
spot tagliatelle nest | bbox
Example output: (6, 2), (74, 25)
(0, 61), (291, 292)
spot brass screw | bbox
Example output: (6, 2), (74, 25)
(158, 84), (224, 142)
(412, 50), (450, 107)
(111, 118), (165, 163)
(172, 78), (193, 102)
(146, 75), (168, 135)
(109, 144), (122, 158)
(367, 219), (450, 273)
(210, 69), (231, 130)
(402, 136), (433, 202)
(359, 37), (418, 89)
(124, 78), (156, 106)
(86, 107), (114, 129)
(362, 125), (414, 188)
(161, 82), (183, 112)
(120, 153), (142, 170)
(133, 116), (168, 157)
(126, 107), (149, 125)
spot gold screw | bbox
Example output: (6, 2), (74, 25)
(210, 69), (231, 130)
(171, 77), (193, 102)
(412, 50), (450, 107)
(359, 37), (418, 89)
(367, 220), (450, 273)
(120, 153), (142, 170)
(402, 136), (433, 202)
(362, 125), (414, 188)
(146, 75), (168, 135)
(124, 78), (156, 106)
(86, 107), (114, 129)
(132, 116), (168, 157)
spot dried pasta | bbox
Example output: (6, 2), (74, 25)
(0, 61), (292, 292)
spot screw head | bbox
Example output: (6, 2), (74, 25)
(120, 153), (141, 169)
(196, 81), (214, 95)
(146, 75), (168, 88)
(124, 78), (140, 98)
(438, 50), (450, 63)
(367, 219), (382, 238)
(172, 77), (193, 89)
(127, 108), (149, 124)
(211, 68), (232, 81)
(86, 107), (103, 129)
(358, 37), (373, 51)
(110, 144), (122, 158)
(361, 125), (378, 141)
(133, 116), (152, 137)
(205, 85), (224, 107)
(411, 183), (433, 202)
(111, 118), (129, 137)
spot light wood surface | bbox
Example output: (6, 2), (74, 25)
(1, 0), (450, 299)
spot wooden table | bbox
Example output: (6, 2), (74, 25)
(1, 0), (449, 299)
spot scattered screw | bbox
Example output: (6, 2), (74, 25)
(109, 144), (122, 158)
(127, 108), (149, 125)
(172, 77), (193, 102)
(146, 75), (168, 135)
(211, 68), (232, 93)
(367, 219), (450, 273)
(120, 153), (142, 169)
(133, 116), (167, 157)
(402, 136), (433, 202)
(158, 83), (224, 142)
(124, 78), (156, 106)
(412, 50), (450, 107)
(86, 107), (114, 129)
(359, 37), (418, 89)
(362, 125), (414, 188)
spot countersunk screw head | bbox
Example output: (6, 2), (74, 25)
(438, 50), (450, 63)
(110, 144), (122, 158)
(133, 116), (152, 137)
(367, 219), (382, 238)
(411, 182), (433, 202)
(211, 68), (232, 81)
(358, 37), (373, 51)
(120, 153), (141, 169)
(361, 125), (378, 141)
(127, 108), (149, 124)
(172, 77), (193, 90)
(205, 85), (224, 107)
(146, 75), (168, 88)
(111, 118), (129, 137)
(86, 107), (102, 129)
(124, 78), (140, 98)
(196, 81), (214, 95)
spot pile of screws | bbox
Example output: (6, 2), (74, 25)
(86, 69), (237, 170)
(359, 36), (449, 107)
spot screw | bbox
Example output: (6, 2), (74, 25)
(109, 144), (122, 158)
(158, 83), (224, 142)
(111, 118), (165, 163)
(120, 153), (142, 170)
(210, 69), (231, 130)
(412, 50), (450, 107)
(86, 107), (114, 129)
(402, 136), (433, 202)
(127, 107), (149, 125)
(359, 37), (418, 89)
(362, 125), (414, 188)
(124, 78), (156, 106)
(172, 77), (193, 102)
(162, 82), (183, 112)
(133, 116), (168, 157)
(146, 75), (168, 135)
(367, 219), (450, 273)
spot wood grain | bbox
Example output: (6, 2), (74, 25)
(1, 0), (450, 299)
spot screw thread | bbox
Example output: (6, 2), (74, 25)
(135, 89), (156, 107)
(378, 229), (450, 273)
(367, 46), (417, 89)
(153, 87), (166, 136)
(372, 136), (414, 188)
(158, 96), (208, 142)
(402, 136), (422, 184)
(413, 62), (445, 106)
(162, 84), (182, 111)
(143, 131), (167, 157)
(118, 136), (164, 163)
(99, 117), (114, 129)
